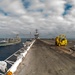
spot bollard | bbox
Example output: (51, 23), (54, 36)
(6, 71), (12, 75)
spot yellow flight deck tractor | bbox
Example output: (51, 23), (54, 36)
(55, 34), (67, 46)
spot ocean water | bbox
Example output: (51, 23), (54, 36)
(67, 38), (75, 40)
(0, 38), (27, 61)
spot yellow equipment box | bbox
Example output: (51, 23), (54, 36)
(55, 34), (67, 46)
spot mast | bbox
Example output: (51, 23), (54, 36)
(30, 32), (31, 39)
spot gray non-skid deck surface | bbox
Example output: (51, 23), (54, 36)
(14, 40), (75, 75)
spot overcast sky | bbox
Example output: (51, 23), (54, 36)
(0, 0), (75, 38)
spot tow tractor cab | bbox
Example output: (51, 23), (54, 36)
(55, 34), (67, 46)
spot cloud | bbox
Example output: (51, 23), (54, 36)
(44, 0), (66, 16)
(0, 0), (75, 38)
(0, 0), (26, 16)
